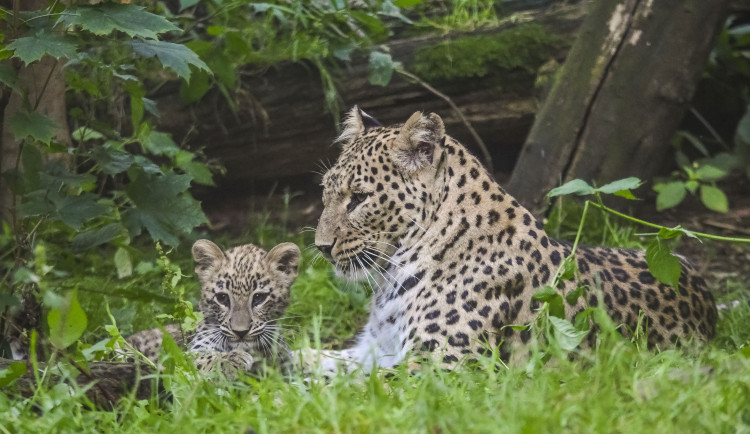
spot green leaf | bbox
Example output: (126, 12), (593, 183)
(179, 0), (201, 10)
(90, 144), (135, 175)
(6, 31), (77, 65)
(0, 294), (20, 311)
(655, 181), (686, 211)
(81, 338), (113, 362)
(57, 193), (109, 230)
(130, 40), (210, 82)
(0, 362), (27, 388)
(547, 179), (595, 197)
(123, 170), (208, 246)
(48, 290), (88, 350)
(560, 256), (577, 281)
(114, 247), (133, 279)
(380, 0), (413, 24)
(695, 164), (728, 181)
(71, 127), (105, 143)
(142, 131), (179, 157)
(705, 153), (737, 172)
(700, 185), (729, 213)
(179, 68), (211, 104)
(19, 191), (56, 218)
(597, 177), (642, 199)
(596, 177), (643, 194)
(573, 308), (592, 331)
(657, 227), (681, 240)
(565, 285), (586, 305)
(645, 239), (681, 289)
(160, 327), (193, 374)
(175, 151), (214, 185)
(9, 110), (59, 144)
(58, 4), (179, 39)
(393, 0), (422, 7)
(352, 11), (388, 37)
(13, 267), (39, 285)
(125, 82), (145, 131)
(368, 51), (396, 86)
(72, 223), (128, 252)
(549, 316), (588, 351)
(532, 286), (564, 319)
(0, 63), (19, 92)
(613, 190), (637, 200)
(684, 180), (699, 194)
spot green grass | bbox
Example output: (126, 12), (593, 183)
(1, 209), (749, 433)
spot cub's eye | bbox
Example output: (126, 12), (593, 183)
(215, 292), (230, 307)
(252, 292), (269, 307)
(347, 192), (370, 212)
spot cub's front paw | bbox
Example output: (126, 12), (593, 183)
(224, 349), (255, 374)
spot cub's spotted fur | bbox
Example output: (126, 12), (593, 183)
(127, 240), (299, 375)
(307, 107), (716, 372)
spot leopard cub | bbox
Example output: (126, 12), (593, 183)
(127, 239), (300, 377)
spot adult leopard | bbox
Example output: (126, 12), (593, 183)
(306, 107), (716, 372)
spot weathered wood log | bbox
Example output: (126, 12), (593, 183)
(154, 2), (589, 189)
(0, 357), (165, 408)
(507, 0), (732, 215)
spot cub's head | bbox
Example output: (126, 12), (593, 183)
(316, 107), (447, 281)
(190, 239), (300, 354)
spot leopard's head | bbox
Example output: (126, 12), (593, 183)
(316, 107), (447, 281)
(190, 239), (300, 354)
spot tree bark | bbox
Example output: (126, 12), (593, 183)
(0, 357), (165, 408)
(506, 0), (732, 215)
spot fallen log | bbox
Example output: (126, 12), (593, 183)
(153, 2), (589, 190)
(0, 357), (165, 408)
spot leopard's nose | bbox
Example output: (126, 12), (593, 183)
(234, 329), (250, 339)
(316, 238), (336, 261)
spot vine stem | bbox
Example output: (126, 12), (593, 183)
(550, 200), (589, 287)
(587, 201), (750, 243)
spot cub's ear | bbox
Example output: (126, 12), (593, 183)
(192, 239), (226, 281)
(336, 106), (382, 147)
(266, 242), (301, 284)
(391, 111), (445, 173)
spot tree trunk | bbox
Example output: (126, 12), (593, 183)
(0, 0), (73, 225)
(0, 0), (73, 362)
(0, 357), (165, 408)
(506, 0), (732, 215)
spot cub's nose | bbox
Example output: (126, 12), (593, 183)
(234, 329), (250, 339)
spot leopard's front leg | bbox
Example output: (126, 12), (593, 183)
(291, 348), (363, 376)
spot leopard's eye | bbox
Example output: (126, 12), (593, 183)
(252, 292), (269, 307)
(215, 292), (230, 307)
(347, 192), (370, 212)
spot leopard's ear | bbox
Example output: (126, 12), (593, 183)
(266, 242), (301, 286)
(192, 239), (226, 281)
(391, 111), (445, 173)
(336, 106), (381, 148)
